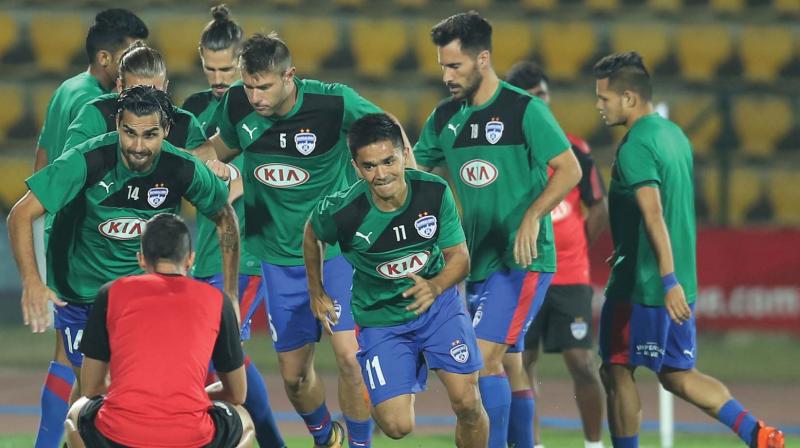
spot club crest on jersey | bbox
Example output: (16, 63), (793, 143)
(459, 159), (498, 188)
(485, 117), (504, 144)
(414, 212), (437, 239)
(98, 217), (146, 240)
(570, 318), (588, 340)
(294, 129), (317, 155)
(147, 184), (169, 208)
(254, 163), (310, 188)
(450, 340), (470, 364)
(376, 251), (430, 279)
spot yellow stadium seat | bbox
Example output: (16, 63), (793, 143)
(280, 19), (338, 75)
(549, 94), (601, 141)
(648, 0), (682, 13)
(414, 21), (441, 80)
(521, 0), (558, 12)
(774, 0), (800, 15)
(0, 158), (30, 209)
(33, 83), (59, 130)
(586, 0), (620, 13)
(361, 89), (411, 132)
(395, 0), (429, 7)
(0, 14), (18, 60)
(350, 19), (408, 78)
(30, 15), (85, 73)
(710, 0), (745, 14)
(0, 85), (22, 142)
(669, 95), (722, 159)
(492, 22), (534, 76)
(728, 167), (761, 226)
(272, 0), (303, 6)
(675, 25), (732, 82)
(769, 170), (800, 225)
(610, 24), (670, 73)
(733, 97), (793, 159)
(697, 166), (720, 222)
(334, 0), (366, 8)
(459, 0), (493, 7)
(539, 22), (597, 81)
(414, 89), (447, 132)
(739, 26), (793, 83)
(153, 17), (207, 76)
(239, 18), (280, 37)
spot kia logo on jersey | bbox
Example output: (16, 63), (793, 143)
(254, 163), (310, 188)
(459, 159), (498, 188)
(376, 251), (430, 279)
(98, 217), (146, 240)
(551, 200), (572, 222)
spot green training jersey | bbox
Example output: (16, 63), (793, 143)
(63, 92), (207, 152)
(26, 132), (228, 304)
(605, 113), (698, 306)
(413, 81), (570, 281)
(311, 170), (465, 327)
(216, 78), (382, 265)
(182, 90), (260, 276)
(38, 71), (108, 164)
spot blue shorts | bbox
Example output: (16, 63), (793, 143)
(467, 270), (553, 353)
(599, 300), (697, 373)
(356, 287), (483, 406)
(54, 303), (93, 367)
(195, 273), (266, 341)
(261, 256), (356, 352)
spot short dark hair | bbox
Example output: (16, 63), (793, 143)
(431, 11), (492, 54)
(593, 51), (652, 101)
(347, 113), (404, 159)
(140, 214), (191, 266)
(119, 41), (166, 81)
(506, 61), (549, 91)
(200, 4), (244, 53)
(85, 9), (149, 64)
(239, 32), (292, 75)
(117, 85), (174, 130)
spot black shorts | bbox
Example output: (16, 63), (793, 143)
(77, 396), (243, 448)
(524, 284), (594, 353)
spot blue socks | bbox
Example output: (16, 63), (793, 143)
(508, 389), (535, 448)
(35, 361), (74, 448)
(344, 416), (373, 447)
(718, 398), (758, 445)
(243, 359), (285, 448)
(300, 402), (334, 445)
(479, 374), (512, 448)
(611, 434), (639, 448)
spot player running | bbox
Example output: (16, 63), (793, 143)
(7, 85), (239, 445)
(304, 113), (488, 447)
(64, 41), (206, 152)
(414, 12), (582, 448)
(593, 52), (784, 448)
(506, 61), (608, 448)
(182, 6), (285, 448)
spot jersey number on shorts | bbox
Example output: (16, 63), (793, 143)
(64, 328), (83, 354)
(365, 355), (386, 390)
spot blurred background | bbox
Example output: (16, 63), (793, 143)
(0, 0), (798, 443)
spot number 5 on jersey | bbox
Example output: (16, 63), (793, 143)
(365, 355), (386, 390)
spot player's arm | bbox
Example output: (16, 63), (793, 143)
(80, 283), (111, 396)
(303, 220), (337, 334)
(586, 199), (609, 245)
(404, 242), (470, 316)
(33, 147), (48, 172)
(208, 297), (247, 405)
(209, 204), (240, 320)
(574, 146), (609, 245)
(7, 191), (66, 332)
(412, 111), (445, 173)
(635, 186), (691, 324)
(190, 133), (241, 163)
(81, 357), (109, 397)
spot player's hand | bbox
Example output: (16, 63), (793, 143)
(514, 210), (541, 268)
(310, 292), (337, 335)
(224, 289), (242, 326)
(665, 285), (691, 325)
(205, 160), (231, 182)
(21, 282), (66, 333)
(403, 273), (442, 316)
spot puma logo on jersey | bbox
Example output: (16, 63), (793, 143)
(447, 123), (461, 136)
(241, 123), (257, 140)
(355, 231), (373, 245)
(98, 181), (114, 193)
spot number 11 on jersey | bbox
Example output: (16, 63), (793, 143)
(393, 225), (407, 242)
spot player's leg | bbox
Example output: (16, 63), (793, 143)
(206, 401), (256, 448)
(436, 370), (488, 448)
(522, 303), (546, 448)
(325, 256), (373, 447)
(504, 351), (536, 448)
(65, 396), (118, 448)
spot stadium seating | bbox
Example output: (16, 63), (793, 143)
(647, 0), (682, 14)
(272, 0), (303, 6)
(394, 0), (429, 8)
(0, 158), (30, 209)
(669, 94), (722, 159)
(414, 21), (442, 79)
(334, 0), (366, 8)
(728, 167), (761, 226)
(459, 0), (494, 7)
(280, 18), (338, 75)
(239, 18), (281, 37)
(609, 24), (670, 73)
(0, 85), (23, 142)
(675, 24), (732, 82)
(33, 83), (59, 130)
(696, 166), (720, 222)
(539, 22), (596, 81)
(360, 89), (411, 132)
(153, 17), (208, 76)
(739, 26), (793, 83)
(769, 170), (800, 225)
(774, 0), (800, 15)
(520, 0), (558, 13)
(733, 97), (793, 159)
(549, 93), (601, 141)
(491, 21), (535, 75)
(350, 19), (408, 78)
(710, 0), (745, 15)
(30, 15), (85, 73)
(414, 89), (447, 132)
(0, 14), (18, 61)
(586, 0), (620, 13)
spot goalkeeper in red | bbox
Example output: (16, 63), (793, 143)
(594, 52), (784, 448)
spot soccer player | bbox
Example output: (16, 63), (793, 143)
(64, 213), (254, 448)
(505, 61), (607, 448)
(182, 6), (285, 448)
(191, 32), (392, 448)
(593, 52), (784, 448)
(304, 113), (488, 447)
(64, 41), (206, 152)
(413, 12), (582, 448)
(7, 86), (239, 446)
